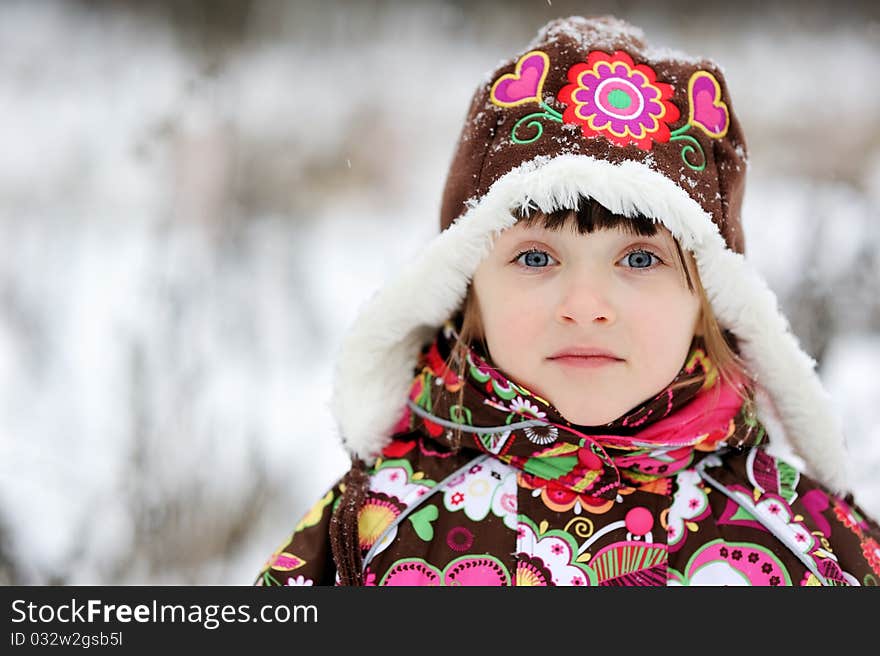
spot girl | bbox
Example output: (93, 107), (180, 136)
(255, 15), (880, 586)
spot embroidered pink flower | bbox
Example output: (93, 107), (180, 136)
(558, 50), (680, 151)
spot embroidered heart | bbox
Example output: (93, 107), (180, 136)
(408, 504), (439, 541)
(688, 71), (729, 138)
(490, 50), (550, 107)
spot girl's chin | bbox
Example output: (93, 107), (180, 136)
(547, 397), (627, 426)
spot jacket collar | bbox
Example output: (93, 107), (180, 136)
(396, 319), (765, 500)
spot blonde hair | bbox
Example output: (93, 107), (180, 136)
(440, 198), (756, 447)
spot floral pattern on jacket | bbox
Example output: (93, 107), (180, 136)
(255, 323), (880, 586)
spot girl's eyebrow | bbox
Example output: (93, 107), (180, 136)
(509, 228), (670, 245)
(612, 227), (673, 246)
(627, 235), (675, 258)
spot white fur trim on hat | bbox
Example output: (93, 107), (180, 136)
(329, 154), (851, 495)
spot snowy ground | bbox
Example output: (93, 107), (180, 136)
(0, 1), (877, 584)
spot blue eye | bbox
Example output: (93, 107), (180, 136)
(621, 249), (661, 269)
(515, 249), (556, 268)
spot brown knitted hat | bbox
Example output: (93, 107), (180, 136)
(330, 16), (851, 494)
(439, 15), (747, 253)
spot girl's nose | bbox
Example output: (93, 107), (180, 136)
(554, 273), (617, 326)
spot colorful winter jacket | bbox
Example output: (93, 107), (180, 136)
(255, 323), (880, 587)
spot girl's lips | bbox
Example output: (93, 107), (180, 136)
(550, 355), (623, 369)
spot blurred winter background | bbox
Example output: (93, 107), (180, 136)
(0, 0), (878, 584)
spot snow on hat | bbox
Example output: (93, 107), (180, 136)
(330, 15), (851, 493)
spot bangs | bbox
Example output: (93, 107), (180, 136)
(516, 195), (694, 293)
(516, 196), (659, 237)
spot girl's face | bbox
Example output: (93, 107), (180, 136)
(471, 220), (701, 426)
